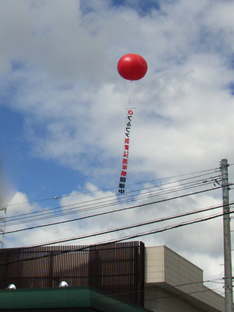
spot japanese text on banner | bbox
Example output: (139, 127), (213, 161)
(118, 109), (134, 194)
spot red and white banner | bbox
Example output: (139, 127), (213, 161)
(118, 109), (134, 194)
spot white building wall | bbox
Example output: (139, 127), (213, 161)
(144, 246), (225, 312)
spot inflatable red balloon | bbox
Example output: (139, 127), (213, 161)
(117, 53), (148, 81)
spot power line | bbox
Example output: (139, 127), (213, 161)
(7, 172), (219, 224)
(6, 167), (219, 207)
(5, 185), (222, 235)
(26, 207), (226, 249)
(2, 207), (228, 266)
(5, 183), (213, 226)
(5, 174), (221, 227)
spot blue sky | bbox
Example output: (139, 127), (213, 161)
(1, 0), (234, 295)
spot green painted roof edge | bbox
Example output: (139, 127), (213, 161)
(0, 286), (90, 309)
(0, 286), (150, 312)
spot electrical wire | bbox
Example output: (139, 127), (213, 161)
(2, 207), (228, 266)
(25, 207), (226, 248)
(1, 168), (225, 266)
(7, 178), (220, 227)
(6, 174), (221, 227)
(4, 185), (222, 234)
(6, 166), (220, 207)
(6, 172), (218, 223)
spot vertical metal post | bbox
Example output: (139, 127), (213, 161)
(221, 159), (233, 312)
(0, 207), (7, 248)
(0, 163), (6, 248)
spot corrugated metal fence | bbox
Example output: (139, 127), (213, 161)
(0, 241), (145, 306)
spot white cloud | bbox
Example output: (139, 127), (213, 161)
(4, 191), (38, 247)
(6, 192), (33, 216)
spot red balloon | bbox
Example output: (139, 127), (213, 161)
(117, 53), (148, 81)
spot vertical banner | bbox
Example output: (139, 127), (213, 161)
(118, 109), (134, 194)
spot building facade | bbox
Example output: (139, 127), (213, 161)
(0, 242), (226, 312)
(144, 246), (224, 312)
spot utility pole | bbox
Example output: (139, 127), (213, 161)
(221, 159), (233, 312)
(0, 163), (6, 248)
(0, 207), (6, 248)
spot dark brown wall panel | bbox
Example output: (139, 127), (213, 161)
(0, 242), (145, 306)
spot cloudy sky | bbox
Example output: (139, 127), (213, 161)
(1, 0), (234, 295)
